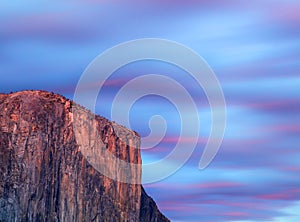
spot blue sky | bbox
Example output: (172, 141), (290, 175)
(1, 0), (300, 221)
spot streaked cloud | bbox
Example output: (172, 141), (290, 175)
(1, 0), (299, 221)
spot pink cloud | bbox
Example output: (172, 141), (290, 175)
(258, 189), (300, 201)
(188, 181), (242, 189)
(277, 166), (300, 172)
(159, 204), (198, 213)
(269, 4), (300, 22)
(162, 136), (207, 144)
(265, 124), (300, 133)
(144, 181), (243, 190)
(222, 211), (248, 217)
(229, 99), (300, 115)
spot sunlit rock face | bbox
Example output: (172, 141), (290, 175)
(0, 90), (169, 222)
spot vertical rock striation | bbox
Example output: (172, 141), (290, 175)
(0, 90), (169, 222)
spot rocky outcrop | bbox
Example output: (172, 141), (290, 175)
(139, 187), (169, 222)
(0, 90), (169, 222)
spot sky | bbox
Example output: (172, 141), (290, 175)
(1, 0), (300, 221)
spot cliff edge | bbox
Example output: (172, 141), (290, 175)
(0, 90), (169, 222)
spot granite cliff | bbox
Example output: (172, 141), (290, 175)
(0, 90), (169, 222)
